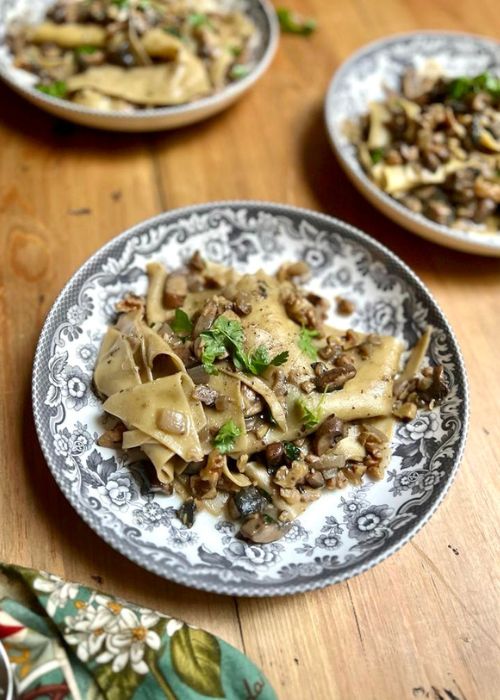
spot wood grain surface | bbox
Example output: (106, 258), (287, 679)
(1, 1), (499, 698)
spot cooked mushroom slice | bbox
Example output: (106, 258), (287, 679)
(177, 498), (196, 528)
(418, 365), (449, 402)
(315, 365), (356, 392)
(239, 513), (291, 544)
(188, 250), (206, 272)
(164, 273), (188, 309)
(311, 416), (345, 456)
(230, 486), (269, 519)
(265, 442), (285, 470)
(241, 384), (264, 417)
(192, 383), (218, 406)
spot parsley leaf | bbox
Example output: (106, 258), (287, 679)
(36, 81), (67, 98)
(296, 392), (327, 430)
(213, 420), (242, 454)
(170, 309), (193, 337)
(75, 45), (98, 55)
(270, 350), (289, 366)
(230, 64), (250, 80)
(277, 8), (316, 36)
(188, 13), (211, 28)
(370, 147), (385, 164)
(298, 327), (320, 360)
(284, 442), (301, 461)
(200, 316), (288, 376)
(297, 398), (321, 430)
(448, 71), (500, 100)
(238, 346), (289, 375)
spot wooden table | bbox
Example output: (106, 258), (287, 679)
(1, 1), (499, 698)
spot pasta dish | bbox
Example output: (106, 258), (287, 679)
(7, 0), (258, 111)
(347, 68), (500, 233)
(93, 254), (448, 543)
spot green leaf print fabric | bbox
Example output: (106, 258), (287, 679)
(0, 564), (277, 700)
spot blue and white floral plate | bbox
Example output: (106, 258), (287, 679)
(325, 31), (500, 257)
(32, 202), (469, 596)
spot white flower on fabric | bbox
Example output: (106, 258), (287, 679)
(96, 609), (161, 674)
(65, 602), (110, 663)
(165, 619), (183, 637)
(33, 573), (79, 616)
(91, 595), (127, 631)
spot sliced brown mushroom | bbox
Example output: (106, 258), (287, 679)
(265, 442), (285, 469)
(315, 365), (356, 392)
(164, 272), (188, 309)
(239, 513), (291, 544)
(311, 416), (345, 456)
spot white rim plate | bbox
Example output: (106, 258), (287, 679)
(325, 31), (500, 256)
(32, 201), (469, 597)
(0, 0), (279, 131)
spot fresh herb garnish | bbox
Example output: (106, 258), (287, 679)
(188, 13), (211, 28)
(230, 64), (250, 80)
(284, 442), (301, 461)
(164, 26), (182, 38)
(370, 147), (385, 164)
(200, 316), (288, 376)
(296, 392), (326, 430)
(75, 45), (98, 55)
(213, 419), (242, 454)
(298, 327), (320, 360)
(448, 71), (500, 100)
(277, 8), (316, 36)
(170, 309), (193, 338)
(36, 81), (68, 98)
(111, 0), (129, 7)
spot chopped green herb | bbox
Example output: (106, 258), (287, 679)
(370, 147), (385, 164)
(36, 81), (68, 98)
(284, 442), (301, 461)
(298, 327), (320, 361)
(200, 315), (288, 376)
(230, 45), (242, 57)
(277, 8), (316, 36)
(448, 71), (500, 100)
(170, 309), (193, 337)
(187, 13), (211, 28)
(164, 26), (182, 38)
(75, 45), (98, 55)
(297, 398), (321, 430)
(230, 64), (250, 80)
(235, 346), (288, 376)
(111, 0), (129, 7)
(296, 392), (327, 430)
(213, 419), (242, 454)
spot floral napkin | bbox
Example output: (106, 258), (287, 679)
(0, 565), (276, 700)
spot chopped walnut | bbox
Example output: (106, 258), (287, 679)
(97, 422), (126, 448)
(115, 293), (145, 314)
(276, 261), (310, 283)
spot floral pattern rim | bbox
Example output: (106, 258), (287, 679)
(32, 201), (469, 597)
(325, 31), (500, 253)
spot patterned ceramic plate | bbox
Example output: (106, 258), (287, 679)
(0, 0), (278, 132)
(325, 31), (500, 257)
(32, 202), (468, 596)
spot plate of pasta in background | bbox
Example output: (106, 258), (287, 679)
(0, 0), (278, 131)
(325, 31), (500, 256)
(32, 202), (468, 596)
